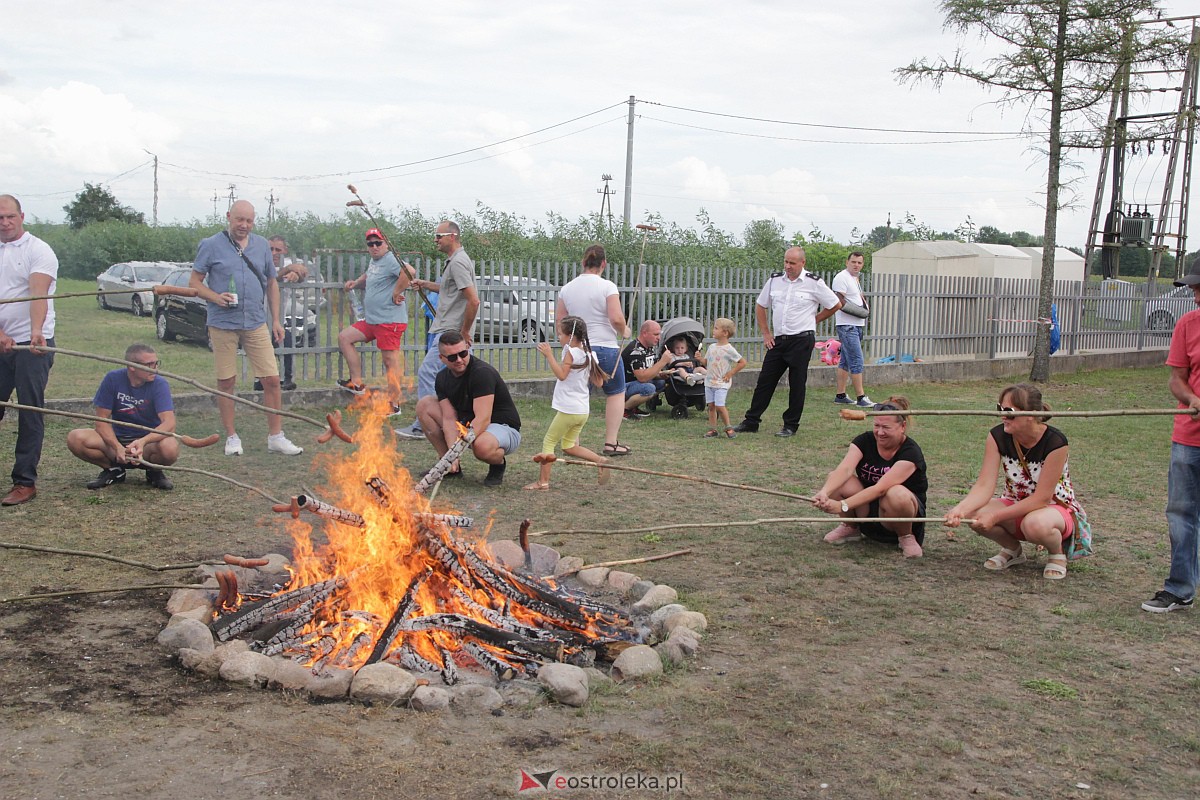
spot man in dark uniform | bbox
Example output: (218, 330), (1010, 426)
(733, 246), (842, 438)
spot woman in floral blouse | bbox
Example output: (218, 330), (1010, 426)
(944, 383), (1092, 580)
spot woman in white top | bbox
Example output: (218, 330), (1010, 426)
(556, 244), (632, 456)
(526, 316), (610, 490)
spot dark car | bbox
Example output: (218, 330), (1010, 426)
(154, 266), (211, 349)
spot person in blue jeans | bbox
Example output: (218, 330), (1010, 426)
(831, 251), (872, 408)
(1142, 257), (1200, 613)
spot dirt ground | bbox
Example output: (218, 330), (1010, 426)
(2, 376), (1199, 799)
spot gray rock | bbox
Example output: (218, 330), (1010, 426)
(351, 663), (418, 705)
(632, 584), (679, 615)
(171, 605), (212, 624)
(157, 616), (214, 654)
(667, 626), (702, 656)
(219, 651), (277, 688)
(260, 553), (291, 574)
(554, 556), (585, 577)
(486, 539), (525, 568)
(664, 610), (708, 636)
(537, 663), (590, 707)
(451, 683), (504, 712)
(649, 603), (688, 634)
(575, 567), (610, 589)
(627, 579), (655, 602)
(611, 644), (663, 682)
(305, 667), (353, 699)
(190, 640), (250, 678)
(268, 658), (315, 691)
(410, 685), (450, 712)
(166, 588), (212, 616)
(499, 679), (545, 708)
(606, 570), (640, 594)
(584, 667), (615, 691)
(656, 640), (689, 665)
(178, 648), (207, 670)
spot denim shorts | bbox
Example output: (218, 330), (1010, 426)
(626, 380), (660, 399)
(705, 386), (729, 407)
(417, 331), (446, 400)
(592, 346), (626, 396)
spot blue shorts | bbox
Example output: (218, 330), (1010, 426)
(836, 325), (865, 375)
(484, 423), (521, 455)
(592, 346), (626, 397)
(705, 386), (729, 407)
(626, 379), (662, 399)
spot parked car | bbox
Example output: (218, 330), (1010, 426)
(96, 261), (182, 317)
(1144, 285), (1198, 333)
(154, 266), (211, 349)
(476, 276), (557, 343)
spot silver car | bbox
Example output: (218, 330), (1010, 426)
(1145, 285), (1198, 333)
(97, 261), (182, 317)
(476, 276), (557, 343)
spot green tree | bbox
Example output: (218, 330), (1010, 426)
(63, 183), (145, 229)
(898, 0), (1185, 382)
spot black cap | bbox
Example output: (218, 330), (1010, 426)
(1175, 255), (1200, 287)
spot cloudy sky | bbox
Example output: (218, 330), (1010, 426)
(1, 1), (1191, 249)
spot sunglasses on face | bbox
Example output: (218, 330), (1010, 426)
(442, 350), (469, 362)
(136, 360), (160, 369)
(435, 232), (453, 240)
(366, 240), (385, 247)
(997, 404), (1017, 415)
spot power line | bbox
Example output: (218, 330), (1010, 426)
(640, 99), (1026, 136)
(17, 160), (153, 198)
(640, 115), (1029, 145)
(157, 101), (627, 183)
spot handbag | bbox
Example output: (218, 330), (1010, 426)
(841, 299), (869, 319)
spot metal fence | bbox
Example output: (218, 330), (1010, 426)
(273, 254), (1183, 384)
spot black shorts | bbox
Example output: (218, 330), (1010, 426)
(860, 497), (926, 545)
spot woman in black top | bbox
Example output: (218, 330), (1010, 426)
(813, 396), (928, 558)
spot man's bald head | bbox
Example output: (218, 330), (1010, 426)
(226, 200), (256, 242)
(638, 319), (662, 347)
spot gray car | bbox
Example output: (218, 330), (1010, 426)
(97, 261), (183, 317)
(476, 276), (557, 343)
(1145, 285), (1198, 333)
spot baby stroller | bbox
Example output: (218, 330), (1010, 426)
(649, 316), (707, 419)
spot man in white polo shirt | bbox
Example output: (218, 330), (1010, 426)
(0, 194), (58, 506)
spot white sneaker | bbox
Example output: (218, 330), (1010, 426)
(387, 403), (404, 419)
(224, 435), (243, 456)
(267, 433), (303, 456)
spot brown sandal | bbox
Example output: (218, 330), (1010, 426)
(603, 442), (631, 456)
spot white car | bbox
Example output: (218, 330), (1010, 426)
(1144, 285), (1198, 333)
(97, 261), (183, 317)
(476, 276), (557, 343)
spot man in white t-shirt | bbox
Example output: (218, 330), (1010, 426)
(831, 251), (873, 408)
(0, 194), (58, 506)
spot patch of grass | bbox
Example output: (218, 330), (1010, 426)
(1021, 679), (1079, 700)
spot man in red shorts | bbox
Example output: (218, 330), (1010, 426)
(336, 228), (413, 416)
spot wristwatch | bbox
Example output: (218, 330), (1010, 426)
(841, 500), (850, 513)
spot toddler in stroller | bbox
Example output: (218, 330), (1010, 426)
(657, 317), (708, 419)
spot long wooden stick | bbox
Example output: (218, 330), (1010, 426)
(11, 345), (347, 439)
(131, 458), (284, 506)
(346, 185), (437, 318)
(529, 516), (971, 538)
(0, 541), (213, 572)
(0, 288), (157, 305)
(556, 548), (693, 577)
(0, 401), (219, 448)
(2, 584), (206, 604)
(841, 407), (1199, 420)
(539, 455), (815, 502)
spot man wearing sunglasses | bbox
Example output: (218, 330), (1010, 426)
(66, 343), (178, 491)
(395, 220), (479, 440)
(417, 331), (521, 486)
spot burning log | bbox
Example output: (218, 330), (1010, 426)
(404, 614), (570, 663)
(295, 494), (365, 527)
(413, 426), (477, 495)
(393, 645), (440, 673)
(439, 647), (458, 685)
(463, 641), (516, 681)
(212, 576), (347, 642)
(415, 512), (474, 529)
(363, 567), (431, 666)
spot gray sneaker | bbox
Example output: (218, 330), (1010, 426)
(856, 395), (875, 407)
(833, 394), (854, 405)
(1141, 590), (1193, 613)
(394, 423), (425, 440)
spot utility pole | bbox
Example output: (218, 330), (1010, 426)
(597, 174), (614, 236)
(143, 149), (158, 226)
(211, 191), (220, 222)
(266, 190), (277, 225)
(623, 95), (636, 232)
(226, 184), (237, 211)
